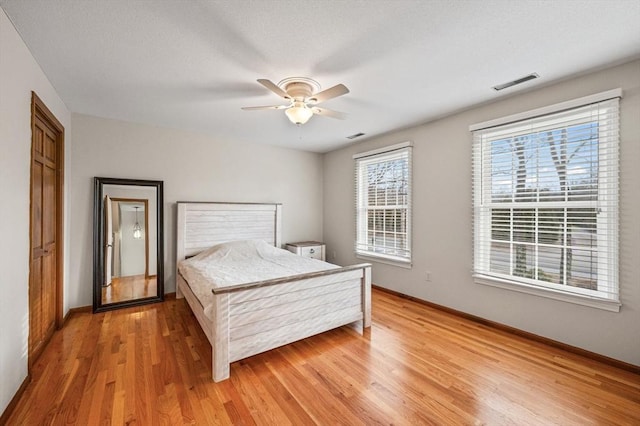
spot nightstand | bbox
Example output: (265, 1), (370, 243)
(286, 241), (326, 261)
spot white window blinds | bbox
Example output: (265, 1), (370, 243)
(354, 142), (412, 265)
(471, 91), (620, 309)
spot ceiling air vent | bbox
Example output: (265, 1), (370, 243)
(346, 132), (365, 140)
(493, 73), (539, 91)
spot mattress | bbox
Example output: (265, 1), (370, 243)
(178, 239), (338, 319)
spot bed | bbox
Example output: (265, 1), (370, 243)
(175, 202), (372, 382)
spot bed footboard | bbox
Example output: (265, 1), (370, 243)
(211, 264), (371, 382)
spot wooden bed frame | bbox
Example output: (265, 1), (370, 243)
(175, 202), (371, 382)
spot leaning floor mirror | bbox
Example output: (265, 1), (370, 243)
(93, 177), (164, 312)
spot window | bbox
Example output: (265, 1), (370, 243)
(471, 90), (620, 310)
(354, 142), (412, 265)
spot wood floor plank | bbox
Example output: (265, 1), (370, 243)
(5, 289), (639, 425)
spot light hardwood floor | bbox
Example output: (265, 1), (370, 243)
(6, 289), (639, 425)
(102, 275), (157, 304)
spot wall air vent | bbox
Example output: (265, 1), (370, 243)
(493, 73), (540, 91)
(346, 132), (365, 140)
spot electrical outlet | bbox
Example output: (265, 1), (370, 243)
(425, 271), (432, 282)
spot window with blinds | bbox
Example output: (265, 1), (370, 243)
(354, 142), (412, 265)
(471, 90), (620, 310)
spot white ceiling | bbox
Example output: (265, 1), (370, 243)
(2, 0), (639, 153)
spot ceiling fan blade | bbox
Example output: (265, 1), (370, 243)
(257, 79), (290, 99)
(241, 105), (289, 110)
(311, 107), (347, 120)
(308, 84), (349, 104)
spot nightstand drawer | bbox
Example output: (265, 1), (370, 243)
(300, 246), (323, 260)
(286, 241), (326, 261)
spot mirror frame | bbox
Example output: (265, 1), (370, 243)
(93, 177), (164, 312)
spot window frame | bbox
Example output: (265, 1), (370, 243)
(354, 141), (413, 267)
(470, 90), (621, 311)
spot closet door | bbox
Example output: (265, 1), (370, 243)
(29, 94), (63, 366)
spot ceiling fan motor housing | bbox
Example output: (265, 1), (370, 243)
(278, 77), (321, 101)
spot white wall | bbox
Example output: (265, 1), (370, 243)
(0, 7), (72, 415)
(69, 113), (324, 308)
(118, 210), (146, 277)
(323, 60), (640, 366)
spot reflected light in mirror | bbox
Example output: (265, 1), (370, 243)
(133, 206), (142, 239)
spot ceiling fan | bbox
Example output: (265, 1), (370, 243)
(241, 77), (349, 125)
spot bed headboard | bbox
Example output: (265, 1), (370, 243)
(176, 202), (282, 262)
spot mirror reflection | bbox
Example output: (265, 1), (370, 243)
(94, 178), (163, 312)
(103, 198), (155, 303)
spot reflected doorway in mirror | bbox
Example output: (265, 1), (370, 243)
(102, 197), (154, 304)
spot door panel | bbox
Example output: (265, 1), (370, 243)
(42, 247), (56, 339)
(28, 257), (42, 355)
(31, 149), (43, 250)
(29, 95), (63, 367)
(30, 126), (44, 356)
(45, 130), (56, 163)
(43, 161), (56, 244)
(42, 148), (57, 339)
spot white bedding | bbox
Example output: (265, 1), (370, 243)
(178, 239), (338, 318)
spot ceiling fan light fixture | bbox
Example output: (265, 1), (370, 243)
(285, 102), (313, 125)
(244, 77), (349, 125)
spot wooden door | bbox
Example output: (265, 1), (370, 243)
(29, 93), (64, 366)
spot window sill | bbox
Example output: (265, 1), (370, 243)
(356, 253), (412, 269)
(474, 275), (621, 312)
